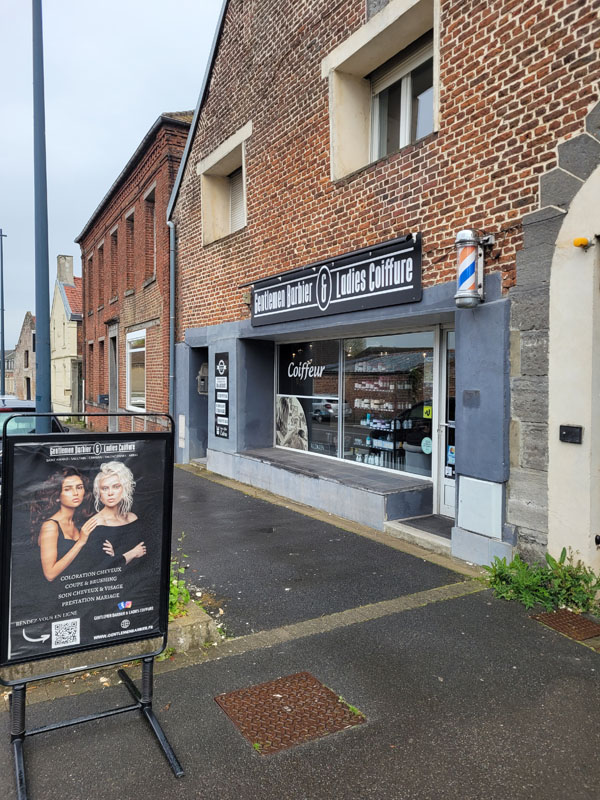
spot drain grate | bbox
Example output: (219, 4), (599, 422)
(531, 608), (600, 640)
(214, 671), (365, 755)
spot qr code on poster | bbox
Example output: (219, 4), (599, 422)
(51, 618), (80, 648)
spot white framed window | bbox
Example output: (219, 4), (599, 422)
(370, 37), (433, 160)
(126, 329), (146, 411)
(197, 121), (251, 245)
(321, 0), (438, 180)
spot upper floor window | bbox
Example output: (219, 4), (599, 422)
(321, 0), (437, 180)
(144, 186), (156, 281)
(97, 242), (105, 307)
(110, 226), (118, 299)
(198, 121), (251, 245)
(229, 168), (245, 233)
(87, 255), (93, 312)
(125, 209), (135, 290)
(370, 36), (433, 160)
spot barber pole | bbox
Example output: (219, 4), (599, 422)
(454, 229), (483, 308)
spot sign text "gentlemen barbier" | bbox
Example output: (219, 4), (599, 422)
(251, 235), (422, 326)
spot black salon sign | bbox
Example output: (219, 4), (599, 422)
(214, 353), (229, 439)
(251, 235), (421, 326)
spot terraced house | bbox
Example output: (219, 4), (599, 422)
(77, 111), (192, 432)
(168, 0), (600, 567)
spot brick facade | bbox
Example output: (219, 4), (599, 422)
(169, 0), (600, 564)
(77, 113), (192, 432)
(172, 0), (599, 336)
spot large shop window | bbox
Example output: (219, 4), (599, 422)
(276, 332), (435, 477)
(126, 329), (146, 411)
(276, 341), (340, 456)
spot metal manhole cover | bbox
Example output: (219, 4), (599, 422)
(531, 608), (600, 640)
(214, 671), (365, 755)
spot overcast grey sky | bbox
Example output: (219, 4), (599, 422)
(0, 0), (222, 349)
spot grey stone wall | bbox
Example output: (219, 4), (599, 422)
(367, 0), (390, 20)
(508, 103), (600, 562)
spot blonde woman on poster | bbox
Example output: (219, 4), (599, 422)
(91, 461), (147, 566)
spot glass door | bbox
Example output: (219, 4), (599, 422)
(438, 330), (456, 517)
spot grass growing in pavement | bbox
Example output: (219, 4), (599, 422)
(483, 547), (600, 613)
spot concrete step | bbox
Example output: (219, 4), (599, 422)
(384, 519), (452, 556)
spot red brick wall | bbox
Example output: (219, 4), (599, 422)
(172, 0), (600, 335)
(79, 119), (189, 432)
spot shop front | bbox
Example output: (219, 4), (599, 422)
(274, 329), (456, 519)
(176, 234), (512, 563)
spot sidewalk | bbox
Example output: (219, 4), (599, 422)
(1, 466), (599, 800)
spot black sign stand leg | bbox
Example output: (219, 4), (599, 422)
(7, 658), (183, 799)
(10, 684), (27, 800)
(118, 657), (184, 778)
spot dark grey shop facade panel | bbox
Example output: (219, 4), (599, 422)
(455, 294), (510, 483)
(207, 336), (239, 454)
(237, 338), (275, 451)
(174, 342), (208, 463)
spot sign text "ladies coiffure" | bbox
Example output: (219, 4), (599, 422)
(251, 234), (421, 326)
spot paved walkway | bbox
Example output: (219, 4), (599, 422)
(1, 466), (598, 800)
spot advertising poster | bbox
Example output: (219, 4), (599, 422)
(0, 433), (171, 665)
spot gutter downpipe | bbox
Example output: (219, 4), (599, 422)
(168, 220), (175, 418)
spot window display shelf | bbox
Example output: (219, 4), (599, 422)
(358, 421), (400, 431)
(353, 441), (403, 451)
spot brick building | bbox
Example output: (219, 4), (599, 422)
(50, 255), (83, 414)
(168, 0), (600, 567)
(76, 112), (193, 432)
(14, 312), (36, 401)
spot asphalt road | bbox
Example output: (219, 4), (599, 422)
(2, 591), (598, 800)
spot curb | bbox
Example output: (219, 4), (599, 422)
(168, 601), (221, 653)
(0, 604), (221, 710)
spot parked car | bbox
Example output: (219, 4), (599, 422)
(311, 398), (351, 422)
(0, 398), (67, 493)
(0, 397), (67, 434)
(397, 399), (432, 447)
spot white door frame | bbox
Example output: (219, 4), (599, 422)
(436, 327), (456, 517)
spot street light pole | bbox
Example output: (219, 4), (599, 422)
(0, 229), (5, 395)
(32, 0), (51, 419)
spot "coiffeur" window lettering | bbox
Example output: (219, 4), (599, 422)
(287, 361), (325, 379)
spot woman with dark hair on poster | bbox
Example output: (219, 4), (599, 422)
(31, 466), (97, 582)
(91, 461), (147, 566)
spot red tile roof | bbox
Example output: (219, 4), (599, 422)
(162, 110), (194, 124)
(64, 277), (83, 316)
